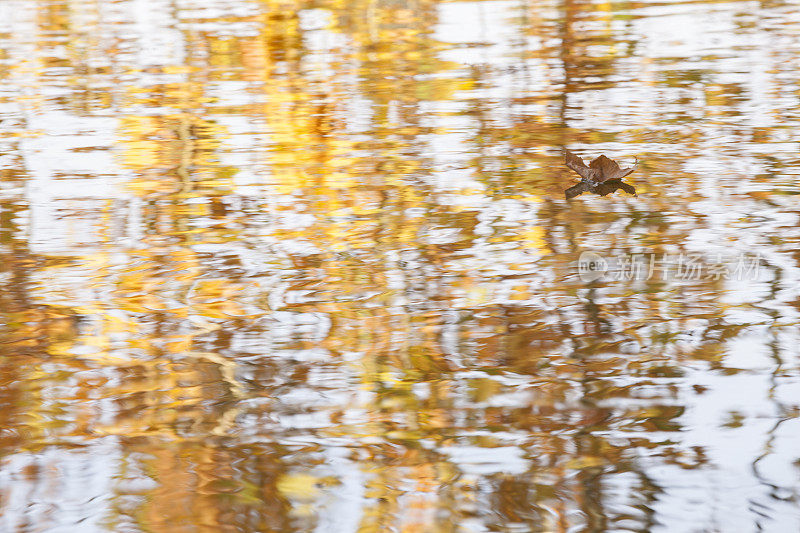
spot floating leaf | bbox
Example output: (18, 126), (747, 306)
(564, 150), (638, 199)
(565, 150), (636, 183)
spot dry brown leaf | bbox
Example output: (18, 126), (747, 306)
(565, 150), (636, 183)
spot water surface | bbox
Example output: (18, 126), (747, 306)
(1, 0), (800, 531)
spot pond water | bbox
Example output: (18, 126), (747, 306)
(1, 0), (799, 531)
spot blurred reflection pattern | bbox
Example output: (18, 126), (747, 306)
(1, 0), (800, 531)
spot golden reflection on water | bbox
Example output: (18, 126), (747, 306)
(1, 0), (800, 531)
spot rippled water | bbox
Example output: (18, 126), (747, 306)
(1, 0), (800, 531)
